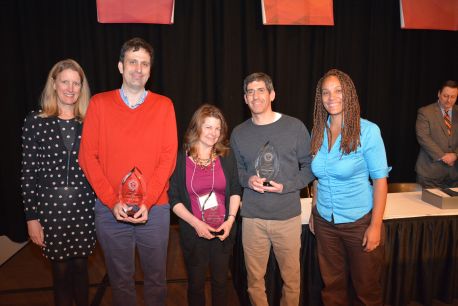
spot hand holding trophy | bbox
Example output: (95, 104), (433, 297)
(119, 167), (146, 218)
(254, 141), (280, 187)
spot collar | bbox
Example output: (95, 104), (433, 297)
(120, 86), (148, 109)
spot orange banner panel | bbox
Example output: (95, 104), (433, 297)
(262, 0), (334, 26)
(400, 0), (457, 31)
(97, 0), (175, 24)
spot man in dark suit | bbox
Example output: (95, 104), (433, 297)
(415, 80), (458, 188)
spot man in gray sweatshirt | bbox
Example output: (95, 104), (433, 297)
(230, 72), (314, 306)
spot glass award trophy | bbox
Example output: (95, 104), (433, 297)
(200, 191), (225, 229)
(119, 167), (146, 217)
(254, 141), (280, 186)
(203, 209), (225, 229)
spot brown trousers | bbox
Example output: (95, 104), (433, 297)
(313, 207), (384, 306)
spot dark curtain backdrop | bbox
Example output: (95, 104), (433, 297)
(1, 0), (457, 241)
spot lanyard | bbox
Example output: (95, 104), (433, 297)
(190, 157), (215, 212)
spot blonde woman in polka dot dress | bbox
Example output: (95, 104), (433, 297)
(21, 59), (96, 306)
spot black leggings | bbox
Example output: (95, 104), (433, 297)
(51, 257), (89, 306)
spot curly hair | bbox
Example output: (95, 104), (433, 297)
(184, 104), (230, 157)
(311, 69), (361, 155)
(39, 59), (90, 121)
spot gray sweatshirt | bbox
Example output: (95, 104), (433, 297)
(230, 114), (314, 220)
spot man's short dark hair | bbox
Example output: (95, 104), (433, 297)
(243, 72), (275, 93)
(119, 37), (154, 64)
(439, 80), (458, 92)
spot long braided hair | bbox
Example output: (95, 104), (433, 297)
(311, 69), (361, 155)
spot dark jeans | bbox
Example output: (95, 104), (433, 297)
(182, 236), (232, 306)
(95, 200), (170, 306)
(313, 207), (384, 306)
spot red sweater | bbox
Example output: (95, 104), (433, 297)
(79, 90), (177, 209)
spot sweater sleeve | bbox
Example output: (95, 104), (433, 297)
(168, 152), (184, 209)
(227, 151), (243, 197)
(144, 100), (178, 207)
(230, 132), (251, 189)
(78, 97), (118, 208)
(281, 121), (315, 193)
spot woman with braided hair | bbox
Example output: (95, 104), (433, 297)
(309, 69), (391, 305)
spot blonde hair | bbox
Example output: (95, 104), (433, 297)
(39, 59), (90, 120)
(184, 104), (230, 157)
(311, 69), (361, 155)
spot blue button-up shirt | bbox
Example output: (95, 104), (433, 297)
(311, 119), (391, 224)
(119, 86), (147, 109)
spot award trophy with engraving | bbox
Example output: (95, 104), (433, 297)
(200, 191), (225, 230)
(254, 141), (280, 186)
(119, 167), (146, 217)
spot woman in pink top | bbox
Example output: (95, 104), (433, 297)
(168, 104), (242, 306)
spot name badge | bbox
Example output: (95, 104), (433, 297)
(198, 192), (218, 210)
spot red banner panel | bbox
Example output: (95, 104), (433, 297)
(97, 0), (175, 24)
(400, 0), (457, 31)
(261, 0), (334, 26)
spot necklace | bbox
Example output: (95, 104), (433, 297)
(195, 157), (212, 169)
(193, 150), (217, 170)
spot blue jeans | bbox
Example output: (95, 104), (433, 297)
(95, 200), (170, 306)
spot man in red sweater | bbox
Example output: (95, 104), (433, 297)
(79, 38), (177, 306)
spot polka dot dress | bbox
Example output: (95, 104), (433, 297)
(21, 112), (96, 260)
